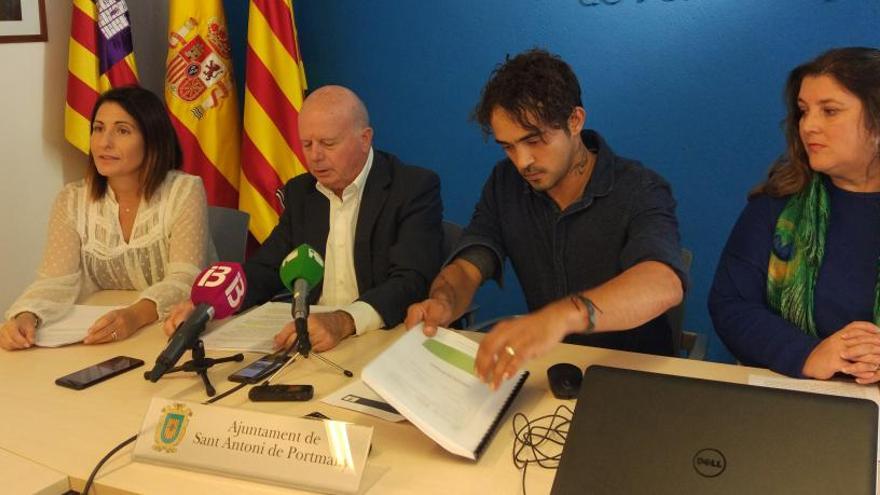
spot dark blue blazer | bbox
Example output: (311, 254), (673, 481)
(242, 150), (444, 328)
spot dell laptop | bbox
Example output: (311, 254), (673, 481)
(551, 365), (878, 494)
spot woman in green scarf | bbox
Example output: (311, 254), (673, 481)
(710, 47), (880, 383)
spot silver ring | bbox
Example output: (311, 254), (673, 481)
(111, 330), (118, 341)
(504, 345), (516, 358)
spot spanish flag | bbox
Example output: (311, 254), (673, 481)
(240, 0), (308, 243)
(164, 0), (241, 208)
(64, 0), (139, 154)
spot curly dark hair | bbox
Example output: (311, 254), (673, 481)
(473, 48), (582, 138)
(753, 47), (880, 197)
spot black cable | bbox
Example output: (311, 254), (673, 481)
(79, 381), (250, 494)
(204, 381), (249, 404)
(511, 404), (573, 495)
(79, 434), (136, 495)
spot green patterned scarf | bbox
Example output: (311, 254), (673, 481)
(767, 173), (880, 336)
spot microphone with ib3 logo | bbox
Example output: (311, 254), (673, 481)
(146, 262), (247, 382)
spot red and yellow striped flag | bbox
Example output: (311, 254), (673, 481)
(64, 0), (139, 154)
(240, 0), (308, 243)
(164, 0), (241, 208)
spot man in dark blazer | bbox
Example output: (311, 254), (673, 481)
(165, 86), (443, 352)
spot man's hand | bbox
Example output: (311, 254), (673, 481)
(274, 310), (357, 353)
(406, 259), (483, 336)
(0, 312), (38, 350)
(163, 301), (195, 336)
(405, 298), (454, 336)
(475, 300), (575, 390)
(803, 321), (880, 380)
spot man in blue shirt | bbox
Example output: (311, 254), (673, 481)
(406, 49), (686, 389)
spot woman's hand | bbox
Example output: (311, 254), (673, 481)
(0, 312), (38, 350)
(803, 322), (880, 381)
(84, 300), (157, 344)
(838, 322), (880, 384)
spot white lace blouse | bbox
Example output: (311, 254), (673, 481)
(5, 170), (216, 324)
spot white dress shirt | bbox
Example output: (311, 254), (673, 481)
(315, 148), (385, 335)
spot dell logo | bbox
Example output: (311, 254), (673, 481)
(692, 448), (726, 478)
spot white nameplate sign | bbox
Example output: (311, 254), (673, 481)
(133, 398), (373, 493)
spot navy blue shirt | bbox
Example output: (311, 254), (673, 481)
(454, 130), (686, 356)
(709, 177), (880, 377)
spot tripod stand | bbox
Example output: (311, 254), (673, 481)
(278, 317), (353, 378)
(145, 339), (244, 396)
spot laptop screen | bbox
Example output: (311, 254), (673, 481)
(551, 365), (877, 495)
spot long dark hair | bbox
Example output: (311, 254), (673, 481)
(87, 86), (182, 201)
(753, 47), (880, 197)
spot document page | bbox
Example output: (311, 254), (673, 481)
(362, 324), (527, 459)
(322, 379), (405, 422)
(35, 305), (121, 347)
(202, 303), (332, 353)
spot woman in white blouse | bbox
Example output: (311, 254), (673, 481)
(0, 86), (214, 350)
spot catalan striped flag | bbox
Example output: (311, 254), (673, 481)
(64, 0), (139, 154)
(164, 0), (241, 208)
(240, 0), (308, 243)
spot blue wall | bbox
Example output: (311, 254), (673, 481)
(224, 0), (879, 362)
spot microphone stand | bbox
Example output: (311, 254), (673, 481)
(145, 339), (244, 397)
(285, 306), (353, 378)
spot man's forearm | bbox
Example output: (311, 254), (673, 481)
(429, 259), (483, 324)
(563, 261), (683, 335)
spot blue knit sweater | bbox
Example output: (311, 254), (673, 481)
(709, 177), (880, 377)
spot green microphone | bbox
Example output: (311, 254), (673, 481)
(279, 244), (325, 356)
(279, 243), (324, 292)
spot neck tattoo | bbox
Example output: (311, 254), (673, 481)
(575, 149), (592, 176)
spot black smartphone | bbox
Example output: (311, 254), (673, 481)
(248, 384), (314, 402)
(55, 356), (145, 390)
(228, 355), (289, 383)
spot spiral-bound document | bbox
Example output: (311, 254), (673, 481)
(362, 324), (528, 460)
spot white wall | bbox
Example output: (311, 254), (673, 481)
(0, 1), (167, 313)
(0, 3), (81, 312)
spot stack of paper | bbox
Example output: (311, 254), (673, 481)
(34, 305), (121, 347)
(202, 302), (332, 353)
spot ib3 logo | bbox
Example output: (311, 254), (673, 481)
(692, 448), (726, 478)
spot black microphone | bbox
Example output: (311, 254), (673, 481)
(146, 262), (246, 382)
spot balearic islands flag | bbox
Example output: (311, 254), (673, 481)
(65, 0), (139, 154)
(164, 0), (241, 208)
(240, 0), (308, 243)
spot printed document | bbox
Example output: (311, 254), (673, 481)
(202, 302), (331, 353)
(362, 324), (527, 460)
(322, 379), (405, 422)
(35, 305), (121, 347)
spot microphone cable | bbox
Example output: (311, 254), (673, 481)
(82, 310), (318, 493)
(510, 404), (573, 495)
(79, 380), (249, 494)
